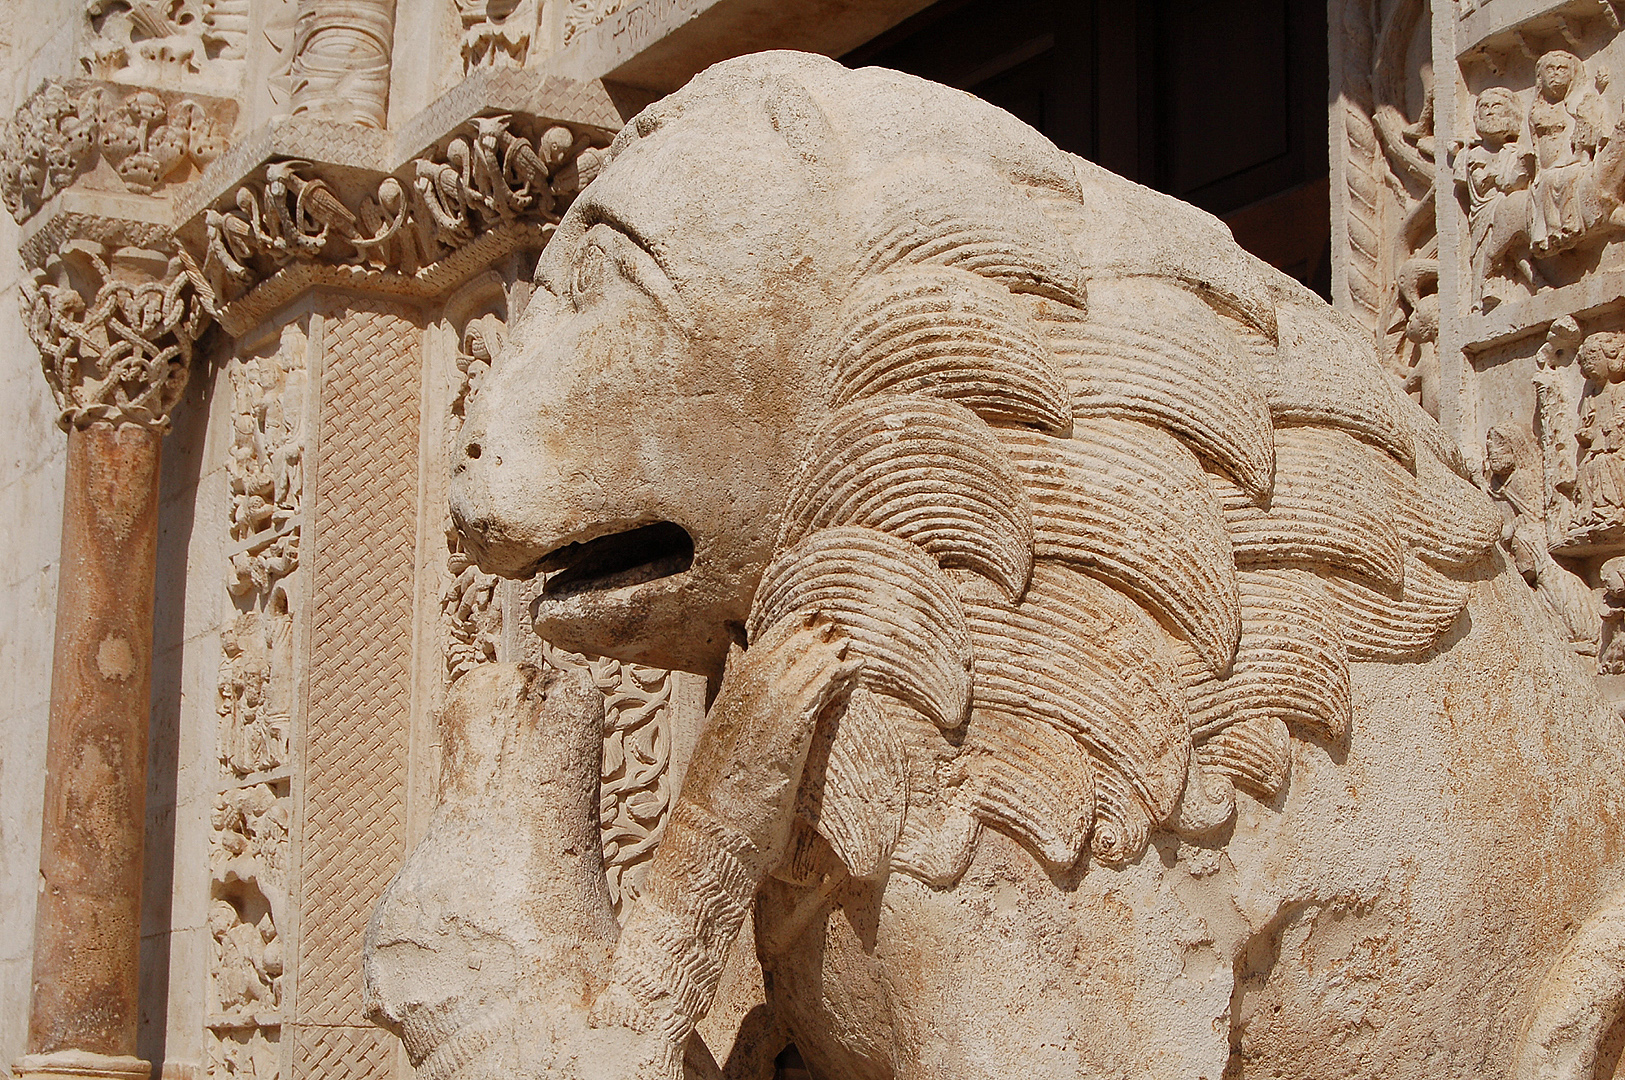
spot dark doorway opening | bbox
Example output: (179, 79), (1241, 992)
(843, 0), (1332, 298)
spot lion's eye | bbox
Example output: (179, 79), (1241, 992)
(572, 244), (607, 304)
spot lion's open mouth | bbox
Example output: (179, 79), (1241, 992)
(538, 521), (694, 597)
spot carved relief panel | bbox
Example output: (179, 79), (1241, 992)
(82, 0), (249, 90)
(1336, 0), (1440, 413)
(1438, 0), (1625, 699)
(1454, 9), (1625, 317)
(210, 316), (311, 1080)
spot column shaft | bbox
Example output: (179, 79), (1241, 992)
(23, 422), (163, 1080)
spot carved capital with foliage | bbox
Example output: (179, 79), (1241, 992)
(0, 80), (232, 224)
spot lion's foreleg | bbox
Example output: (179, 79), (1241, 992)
(591, 616), (859, 1071)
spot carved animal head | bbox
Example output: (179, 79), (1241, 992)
(452, 51), (1499, 877)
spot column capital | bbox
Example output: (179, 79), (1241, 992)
(22, 240), (207, 433)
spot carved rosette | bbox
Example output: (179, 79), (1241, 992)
(22, 243), (208, 432)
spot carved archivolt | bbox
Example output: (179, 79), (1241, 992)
(202, 116), (607, 303)
(1340, 0), (1440, 411)
(22, 243), (208, 431)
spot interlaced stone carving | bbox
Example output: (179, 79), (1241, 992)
(22, 243), (208, 432)
(202, 117), (606, 303)
(0, 81), (227, 221)
(538, 644), (676, 918)
(591, 658), (674, 914)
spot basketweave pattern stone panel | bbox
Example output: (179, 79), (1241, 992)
(294, 299), (421, 1065)
(291, 1023), (395, 1080)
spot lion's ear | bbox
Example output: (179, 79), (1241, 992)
(761, 72), (838, 174)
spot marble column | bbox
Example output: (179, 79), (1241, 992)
(14, 243), (204, 1080)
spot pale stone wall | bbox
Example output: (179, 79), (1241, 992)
(0, 0), (91, 1066)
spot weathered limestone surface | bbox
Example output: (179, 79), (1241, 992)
(365, 51), (1625, 1079)
(9, 0), (1625, 1077)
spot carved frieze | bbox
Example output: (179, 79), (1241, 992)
(81, 0), (248, 87)
(22, 241), (208, 432)
(200, 115), (607, 305)
(0, 80), (230, 222)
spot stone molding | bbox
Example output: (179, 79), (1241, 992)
(14, 1050), (154, 1080)
(22, 241), (208, 432)
(194, 113), (607, 305)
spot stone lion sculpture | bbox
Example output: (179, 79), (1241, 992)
(364, 52), (1625, 1080)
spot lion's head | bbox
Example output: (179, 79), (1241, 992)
(452, 51), (1500, 877)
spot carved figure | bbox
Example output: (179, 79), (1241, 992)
(1394, 256), (1439, 414)
(1598, 557), (1625, 676)
(1453, 51), (1625, 303)
(1575, 330), (1625, 530)
(1455, 86), (1539, 309)
(1526, 51), (1614, 255)
(210, 900), (276, 1016)
(370, 54), (1625, 1080)
(1485, 424), (1598, 645)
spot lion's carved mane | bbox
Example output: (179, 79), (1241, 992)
(654, 60), (1512, 887)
